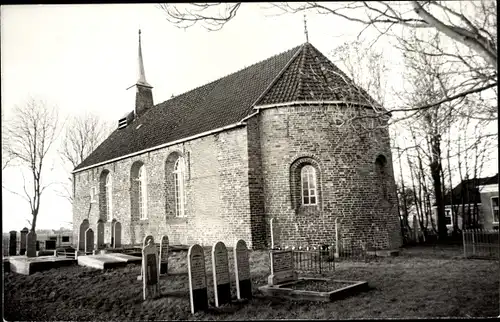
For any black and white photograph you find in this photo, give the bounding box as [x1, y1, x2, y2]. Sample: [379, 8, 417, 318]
[1, 2, 498, 320]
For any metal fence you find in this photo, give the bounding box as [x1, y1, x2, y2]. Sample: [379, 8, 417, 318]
[292, 248, 335, 274]
[463, 229, 499, 259]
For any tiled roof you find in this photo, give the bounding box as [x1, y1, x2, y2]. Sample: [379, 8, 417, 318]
[257, 42, 376, 106]
[74, 42, 376, 171]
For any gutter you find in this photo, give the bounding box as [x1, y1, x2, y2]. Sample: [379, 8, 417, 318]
[254, 100, 380, 110]
[72, 121, 247, 174]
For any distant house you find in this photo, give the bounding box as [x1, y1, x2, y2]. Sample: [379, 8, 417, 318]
[72, 32, 403, 250]
[433, 174, 499, 231]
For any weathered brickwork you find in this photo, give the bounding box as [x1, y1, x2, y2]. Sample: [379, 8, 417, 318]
[73, 126, 254, 248]
[257, 104, 402, 250]
[74, 103, 402, 251]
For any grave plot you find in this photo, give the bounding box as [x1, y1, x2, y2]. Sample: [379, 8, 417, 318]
[258, 250, 368, 302]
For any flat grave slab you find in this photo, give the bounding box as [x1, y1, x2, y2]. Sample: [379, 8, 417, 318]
[9, 256, 76, 275]
[106, 253, 142, 264]
[258, 277, 368, 302]
[77, 254, 141, 270]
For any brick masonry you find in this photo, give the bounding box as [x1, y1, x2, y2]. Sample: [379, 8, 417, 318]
[255, 103, 402, 250]
[73, 126, 253, 248]
[73, 103, 403, 250]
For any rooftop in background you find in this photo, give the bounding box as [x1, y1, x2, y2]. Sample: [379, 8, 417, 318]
[74, 42, 379, 172]
[442, 173, 499, 206]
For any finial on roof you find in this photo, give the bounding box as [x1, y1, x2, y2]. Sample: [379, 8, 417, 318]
[303, 14, 309, 43]
[137, 28, 151, 87]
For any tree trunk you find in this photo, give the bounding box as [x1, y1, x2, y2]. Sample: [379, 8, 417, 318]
[430, 133, 447, 240]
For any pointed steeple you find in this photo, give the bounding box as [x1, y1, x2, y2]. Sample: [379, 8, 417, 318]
[134, 29, 154, 118]
[137, 29, 152, 88]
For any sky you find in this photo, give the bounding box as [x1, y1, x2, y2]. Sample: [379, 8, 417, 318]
[1, 4, 497, 232]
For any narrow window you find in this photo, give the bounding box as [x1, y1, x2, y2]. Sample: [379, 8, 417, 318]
[106, 174, 113, 221]
[137, 165, 148, 219]
[90, 186, 97, 203]
[301, 165, 317, 205]
[492, 197, 499, 223]
[173, 157, 186, 217]
[445, 209, 452, 225]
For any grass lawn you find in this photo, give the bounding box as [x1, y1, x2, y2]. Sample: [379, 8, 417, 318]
[3, 245, 499, 320]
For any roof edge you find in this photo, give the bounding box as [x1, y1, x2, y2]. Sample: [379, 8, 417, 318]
[72, 121, 247, 174]
[254, 100, 381, 110]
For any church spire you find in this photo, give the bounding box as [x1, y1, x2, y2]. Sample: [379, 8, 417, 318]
[137, 29, 151, 87]
[303, 15, 309, 43]
[134, 29, 154, 118]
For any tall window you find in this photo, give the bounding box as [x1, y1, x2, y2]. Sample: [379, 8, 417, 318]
[445, 209, 452, 225]
[301, 165, 317, 205]
[137, 165, 148, 219]
[492, 197, 499, 223]
[105, 174, 113, 221]
[173, 157, 186, 217]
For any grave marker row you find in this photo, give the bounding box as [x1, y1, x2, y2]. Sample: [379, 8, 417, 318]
[78, 219, 122, 251]
[187, 239, 252, 314]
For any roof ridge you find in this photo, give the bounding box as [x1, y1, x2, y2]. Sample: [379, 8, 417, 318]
[252, 43, 306, 107]
[295, 43, 307, 101]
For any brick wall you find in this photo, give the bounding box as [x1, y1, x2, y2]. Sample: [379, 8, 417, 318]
[257, 104, 402, 250]
[73, 126, 254, 248]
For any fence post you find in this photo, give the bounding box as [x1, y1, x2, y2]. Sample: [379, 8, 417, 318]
[462, 230, 467, 258]
[335, 218, 339, 257]
[270, 218, 274, 250]
[472, 230, 476, 256]
[319, 249, 322, 274]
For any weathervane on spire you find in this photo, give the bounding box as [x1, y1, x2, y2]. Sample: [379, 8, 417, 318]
[303, 14, 309, 43]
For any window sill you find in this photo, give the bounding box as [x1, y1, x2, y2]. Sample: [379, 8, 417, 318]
[140, 218, 148, 221]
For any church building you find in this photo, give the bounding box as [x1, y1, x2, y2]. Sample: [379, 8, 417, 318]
[72, 31, 402, 250]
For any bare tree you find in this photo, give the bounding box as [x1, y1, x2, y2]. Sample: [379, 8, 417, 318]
[58, 112, 112, 203]
[3, 98, 60, 232]
[159, 1, 497, 113]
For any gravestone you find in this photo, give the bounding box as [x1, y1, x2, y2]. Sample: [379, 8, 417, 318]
[45, 240, 57, 250]
[234, 239, 252, 300]
[85, 228, 94, 254]
[188, 244, 208, 314]
[212, 241, 231, 307]
[159, 235, 169, 275]
[113, 221, 122, 248]
[26, 231, 37, 257]
[142, 238, 160, 300]
[96, 220, 105, 249]
[9, 231, 17, 256]
[20, 227, 29, 255]
[268, 250, 297, 286]
[78, 219, 89, 251]
[139, 235, 155, 280]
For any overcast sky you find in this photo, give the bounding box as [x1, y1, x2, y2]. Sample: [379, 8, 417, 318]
[1, 4, 497, 232]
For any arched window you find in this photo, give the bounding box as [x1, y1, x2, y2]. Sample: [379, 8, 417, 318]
[173, 157, 186, 217]
[105, 173, 113, 221]
[301, 165, 317, 205]
[137, 165, 147, 219]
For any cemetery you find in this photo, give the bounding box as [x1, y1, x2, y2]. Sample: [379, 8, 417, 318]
[258, 250, 368, 302]
[3, 222, 498, 319]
